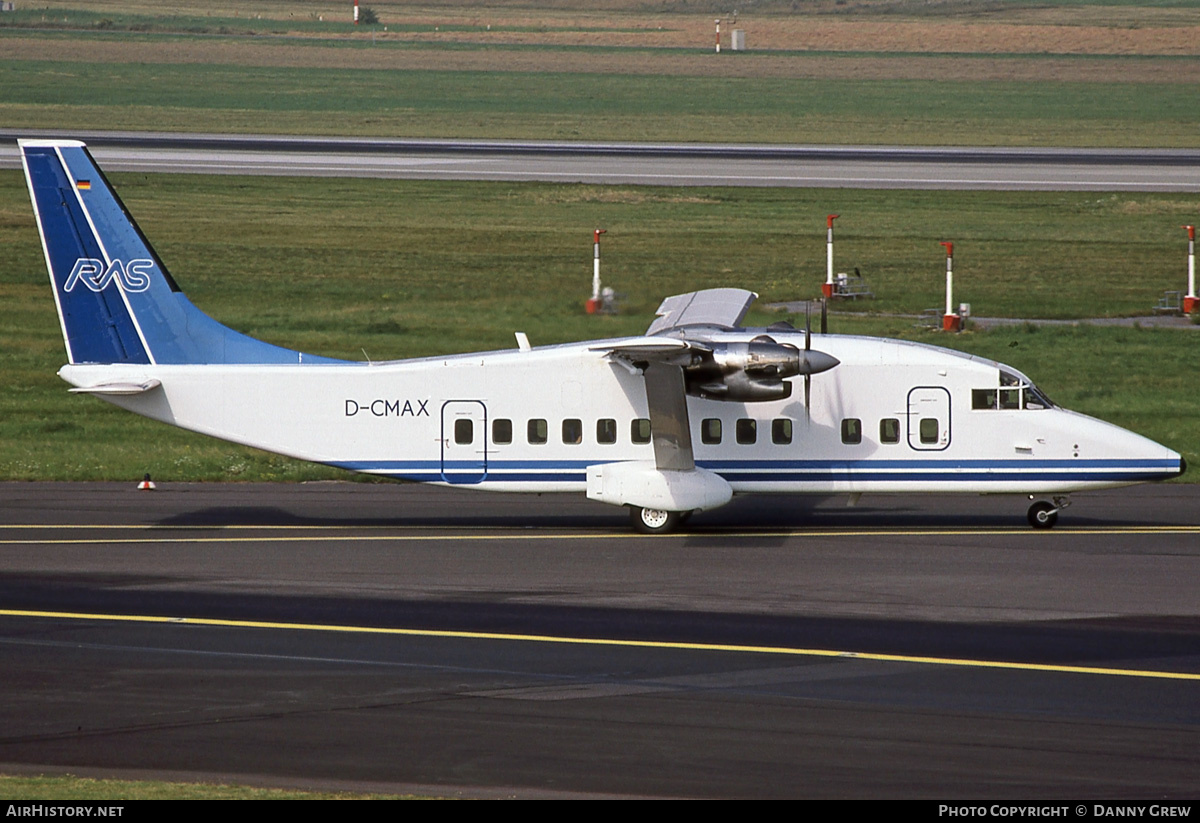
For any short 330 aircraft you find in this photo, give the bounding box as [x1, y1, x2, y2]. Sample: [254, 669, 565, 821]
[21, 139, 1185, 532]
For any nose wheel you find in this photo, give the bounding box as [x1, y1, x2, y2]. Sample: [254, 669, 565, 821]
[1027, 496, 1071, 529]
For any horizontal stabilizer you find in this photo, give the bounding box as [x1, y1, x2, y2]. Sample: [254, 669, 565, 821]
[68, 379, 162, 396]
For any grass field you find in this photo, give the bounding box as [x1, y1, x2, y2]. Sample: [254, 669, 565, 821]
[1, 171, 1195, 482]
[2, 1, 1199, 145]
[4, 56, 1198, 146]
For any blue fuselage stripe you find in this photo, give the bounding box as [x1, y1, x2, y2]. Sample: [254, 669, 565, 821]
[330, 457, 1180, 484]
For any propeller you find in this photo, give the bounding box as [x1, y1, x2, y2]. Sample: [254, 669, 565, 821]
[801, 299, 837, 418]
[805, 303, 813, 416]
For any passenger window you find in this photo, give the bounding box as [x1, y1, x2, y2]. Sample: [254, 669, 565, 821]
[701, 418, 722, 445]
[492, 418, 512, 445]
[562, 418, 582, 445]
[735, 419, 756, 445]
[920, 418, 939, 444]
[841, 418, 862, 445]
[596, 418, 617, 444]
[631, 418, 651, 444]
[972, 389, 997, 410]
[879, 418, 900, 444]
[772, 418, 792, 445]
[527, 419, 547, 445]
[454, 418, 473, 445]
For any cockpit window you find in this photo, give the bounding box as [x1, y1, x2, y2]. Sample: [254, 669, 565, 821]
[972, 389, 997, 410]
[1025, 384, 1054, 410]
[974, 375, 1055, 411]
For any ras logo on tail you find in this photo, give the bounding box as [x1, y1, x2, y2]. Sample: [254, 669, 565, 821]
[64, 258, 153, 293]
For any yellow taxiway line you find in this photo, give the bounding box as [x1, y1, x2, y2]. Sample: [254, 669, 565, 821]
[2, 607, 1197, 683]
[0, 524, 1198, 546]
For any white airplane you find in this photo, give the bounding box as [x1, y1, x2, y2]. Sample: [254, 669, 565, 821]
[20, 139, 1185, 533]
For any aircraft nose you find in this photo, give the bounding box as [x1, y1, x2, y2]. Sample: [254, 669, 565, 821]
[1177, 455, 1188, 477]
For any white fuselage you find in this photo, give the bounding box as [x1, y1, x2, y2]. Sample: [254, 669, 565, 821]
[60, 330, 1182, 497]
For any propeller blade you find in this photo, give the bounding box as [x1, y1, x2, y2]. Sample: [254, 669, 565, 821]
[805, 302, 812, 351]
[821, 299, 828, 335]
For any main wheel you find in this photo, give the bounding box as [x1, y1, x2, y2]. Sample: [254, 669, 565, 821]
[1027, 501, 1058, 529]
[631, 506, 682, 534]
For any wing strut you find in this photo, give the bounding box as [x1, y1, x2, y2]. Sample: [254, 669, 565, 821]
[643, 362, 694, 472]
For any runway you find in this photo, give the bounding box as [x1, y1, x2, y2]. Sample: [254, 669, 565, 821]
[1, 482, 1197, 797]
[3, 131, 1200, 191]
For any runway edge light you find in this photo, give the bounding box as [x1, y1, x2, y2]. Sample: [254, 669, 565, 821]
[137, 473, 156, 491]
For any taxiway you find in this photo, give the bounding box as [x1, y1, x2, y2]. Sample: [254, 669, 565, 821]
[1, 482, 1197, 797]
[3, 131, 1200, 191]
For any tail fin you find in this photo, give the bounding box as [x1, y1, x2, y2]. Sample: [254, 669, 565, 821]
[20, 139, 346, 366]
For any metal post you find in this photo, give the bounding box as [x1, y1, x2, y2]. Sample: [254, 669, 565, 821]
[822, 214, 838, 299]
[715, 19, 721, 53]
[592, 228, 606, 301]
[586, 229, 606, 313]
[354, 0, 359, 24]
[941, 241, 960, 331]
[1185, 225, 1197, 315]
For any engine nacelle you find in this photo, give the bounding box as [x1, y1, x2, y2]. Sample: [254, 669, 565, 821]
[694, 371, 794, 402]
[712, 338, 800, 376]
[685, 336, 836, 402]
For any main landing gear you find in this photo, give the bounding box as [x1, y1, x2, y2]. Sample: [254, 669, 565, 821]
[630, 507, 690, 534]
[1027, 496, 1071, 529]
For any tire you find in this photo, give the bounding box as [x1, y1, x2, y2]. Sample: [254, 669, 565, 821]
[1027, 501, 1058, 529]
[631, 506, 682, 534]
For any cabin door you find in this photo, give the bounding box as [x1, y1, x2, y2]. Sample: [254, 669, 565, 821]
[440, 400, 488, 483]
[906, 387, 951, 451]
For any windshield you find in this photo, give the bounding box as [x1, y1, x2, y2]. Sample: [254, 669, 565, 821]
[974, 370, 1057, 411]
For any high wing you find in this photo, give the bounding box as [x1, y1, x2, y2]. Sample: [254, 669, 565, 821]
[645, 287, 757, 335]
[588, 289, 840, 530]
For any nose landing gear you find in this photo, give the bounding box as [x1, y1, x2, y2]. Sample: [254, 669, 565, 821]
[1027, 496, 1071, 529]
